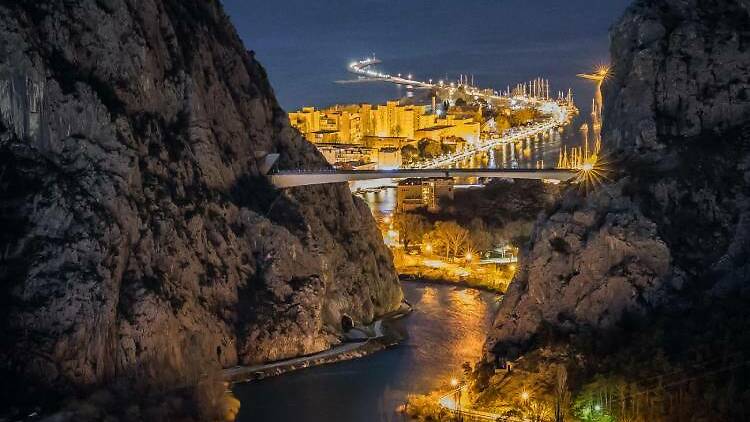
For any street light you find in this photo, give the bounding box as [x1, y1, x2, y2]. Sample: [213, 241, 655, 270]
[450, 378, 463, 416]
[521, 391, 530, 402]
[465, 251, 473, 262]
[425, 243, 433, 253]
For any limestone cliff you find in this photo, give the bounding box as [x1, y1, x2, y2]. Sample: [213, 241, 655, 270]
[486, 0, 750, 360]
[0, 0, 402, 396]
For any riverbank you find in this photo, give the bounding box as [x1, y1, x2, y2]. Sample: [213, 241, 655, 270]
[396, 259, 511, 293]
[398, 273, 507, 295]
[223, 303, 412, 383]
[232, 281, 500, 422]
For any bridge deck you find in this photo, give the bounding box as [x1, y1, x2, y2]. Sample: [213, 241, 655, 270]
[269, 168, 577, 188]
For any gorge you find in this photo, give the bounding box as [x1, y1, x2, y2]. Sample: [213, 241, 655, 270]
[0, 0, 749, 421]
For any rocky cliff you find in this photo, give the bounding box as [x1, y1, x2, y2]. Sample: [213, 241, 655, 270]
[0, 0, 402, 398]
[486, 0, 750, 361]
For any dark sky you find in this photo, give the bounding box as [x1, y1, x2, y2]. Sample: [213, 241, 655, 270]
[222, 0, 632, 111]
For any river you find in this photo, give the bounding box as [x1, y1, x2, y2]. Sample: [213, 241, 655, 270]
[233, 281, 499, 422]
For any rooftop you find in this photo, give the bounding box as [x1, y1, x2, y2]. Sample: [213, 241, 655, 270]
[397, 177, 453, 186]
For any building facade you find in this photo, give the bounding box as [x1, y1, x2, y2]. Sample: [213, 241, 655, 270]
[290, 101, 480, 146]
[289, 100, 483, 168]
[396, 177, 454, 213]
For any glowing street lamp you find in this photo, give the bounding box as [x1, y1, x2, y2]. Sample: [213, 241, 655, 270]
[425, 243, 433, 254]
[465, 251, 473, 262]
[450, 378, 463, 412]
[521, 390, 530, 402]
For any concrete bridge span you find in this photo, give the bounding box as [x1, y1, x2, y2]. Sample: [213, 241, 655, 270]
[269, 168, 577, 189]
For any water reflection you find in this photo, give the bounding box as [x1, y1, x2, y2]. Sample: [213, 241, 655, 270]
[233, 282, 499, 422]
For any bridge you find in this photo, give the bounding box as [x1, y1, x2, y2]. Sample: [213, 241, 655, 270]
[268, 168, 577, 189]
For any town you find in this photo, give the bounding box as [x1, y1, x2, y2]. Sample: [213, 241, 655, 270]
[284, 58, 592, 293]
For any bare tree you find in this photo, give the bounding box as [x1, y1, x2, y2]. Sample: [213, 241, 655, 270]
[431, 221, 469, 260]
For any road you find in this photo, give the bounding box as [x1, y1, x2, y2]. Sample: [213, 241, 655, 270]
[408, 114, 566, 169]
[224, 304, 410, 383]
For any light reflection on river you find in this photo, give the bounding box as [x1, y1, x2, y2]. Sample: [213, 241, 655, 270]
[233, 281, 499, 422]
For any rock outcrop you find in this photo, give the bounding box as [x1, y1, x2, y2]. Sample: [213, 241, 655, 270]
[0, 0, 401, 395]
[486, 0, 750, 360]
[485, 182, 673, 358]
[604, 0, 750, 159]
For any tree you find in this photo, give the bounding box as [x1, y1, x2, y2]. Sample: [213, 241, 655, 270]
[510, 107, 539, 126]
[422, 230, 445, 257]
[431, 221, 469, 260]
[401, 144, 419, 163]
[469, 218, 494, 251]
[496, 115, 512, 132]
[395, 213, 429, 250]
[418, 138, 443, 159]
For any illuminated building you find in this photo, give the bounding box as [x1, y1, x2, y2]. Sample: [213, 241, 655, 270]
[415, 115, 479, 144]
[289, 100, 482, 167]
[376, 148, 402, 170]
[289, 106, 363, 144]
[396, 177, 454, 213]
[362, 136, 411, 150]
[316, 143, 376, 168]
[289, 100, 479, 145]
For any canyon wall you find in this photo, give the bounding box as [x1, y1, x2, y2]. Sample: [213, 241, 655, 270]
[0, 0, 401, 393]
[486, 0, 750, 360]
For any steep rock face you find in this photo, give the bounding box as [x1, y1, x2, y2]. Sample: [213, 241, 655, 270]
[487, 0, 750, 360]
[604, 0, 750, 158]
[485, 182, 673, 358]
[0, 0, 401, 391]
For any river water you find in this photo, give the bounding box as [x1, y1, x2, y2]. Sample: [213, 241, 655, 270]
[233, 281, 499, 422]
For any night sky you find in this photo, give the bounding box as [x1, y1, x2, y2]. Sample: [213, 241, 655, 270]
[222, 0, 632, 113]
